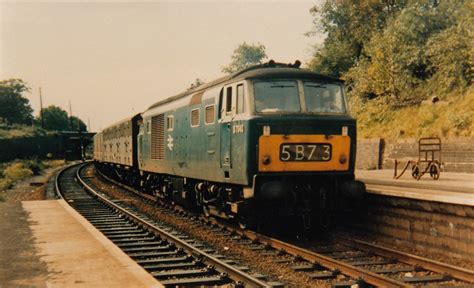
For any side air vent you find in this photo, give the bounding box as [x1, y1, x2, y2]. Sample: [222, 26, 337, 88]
[151, 114, 165, 160]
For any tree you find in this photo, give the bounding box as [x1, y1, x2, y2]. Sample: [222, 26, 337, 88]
[40, 105, 69, 131]
[0, 79, 34, 125]
[306, 0, 405, 77]
[309, 0, 471, 107]
[70, 116, 87, 132]
[425, 1, 473, 95]
[222, 42, 267, 74]
[344, 1, 465, 105]
[189, 78, 205, 90]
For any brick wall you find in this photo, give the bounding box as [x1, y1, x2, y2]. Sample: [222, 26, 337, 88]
[357, 137, 474, 173]
[356, 138, 382, 170]
[343, 195, 474, 260]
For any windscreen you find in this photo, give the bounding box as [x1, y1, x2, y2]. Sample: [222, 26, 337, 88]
[254, 80, 300, 113]
[303, 82, 346, 113]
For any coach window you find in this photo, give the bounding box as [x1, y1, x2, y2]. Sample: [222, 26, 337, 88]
[167, 115, 174, 131]
[225, 86, 233, 114]
[205, 105, 215, 124]
[236, 84, 245, 114]
[191, 109, 200, 127]
[147, 120, 151, 134]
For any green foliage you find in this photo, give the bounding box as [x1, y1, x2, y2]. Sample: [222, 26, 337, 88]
[307, 0, 404, 77]
[0, 79, 34, 126]
[308, 0, 473, 110]
[38, 105, 88, 132]
[40, 105, 70, 131]
[425, 2, 474, 95]
[222, 42, 267, 74]
[70, 116, 87, 132]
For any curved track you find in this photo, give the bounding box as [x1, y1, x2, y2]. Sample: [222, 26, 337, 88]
[56, 163, 280, 287]
[93, 162, 474, 287]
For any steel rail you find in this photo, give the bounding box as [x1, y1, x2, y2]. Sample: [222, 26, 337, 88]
[54, 161, 86, 199]
[94, 164, 406, 287]
[91, 163, 473, 286]
[73, 164, 272, 288]
[347, 239, 474, 283]
[207, 220, 409, 287]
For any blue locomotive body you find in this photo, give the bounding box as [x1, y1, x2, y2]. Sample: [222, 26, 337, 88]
[94, 63, 365, 228]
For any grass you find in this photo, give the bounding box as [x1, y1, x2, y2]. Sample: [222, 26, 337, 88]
[352, 88, 474, 139]
[0, 125, 50, 139]
[0, 159, 65, 192]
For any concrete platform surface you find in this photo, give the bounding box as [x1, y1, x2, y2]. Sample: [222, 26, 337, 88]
[356, 169, 473, 206]
[0, 200, 162, 288]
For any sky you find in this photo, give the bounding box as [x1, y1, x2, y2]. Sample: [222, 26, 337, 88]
[1, 1, 324, 131]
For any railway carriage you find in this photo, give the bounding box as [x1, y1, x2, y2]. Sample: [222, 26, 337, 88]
[94, 61, 365, 230]
[94, 114, 141, 185]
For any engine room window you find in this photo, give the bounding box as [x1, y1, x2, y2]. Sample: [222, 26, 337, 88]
[205, 105, 215, 124]
[191, 109, 200, 127]
[225, 86, 232, 114]
[303, 82, 346, 114]
[236, 84, 245, 114]
[254, 80, 300, 113]
[166, 115, 174, 131]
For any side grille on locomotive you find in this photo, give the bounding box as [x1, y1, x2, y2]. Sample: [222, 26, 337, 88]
[151, 114, 165, 160]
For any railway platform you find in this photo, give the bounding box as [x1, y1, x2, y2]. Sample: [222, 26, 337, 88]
[0, 200, 162, 287]
[356, 169, 474, 206]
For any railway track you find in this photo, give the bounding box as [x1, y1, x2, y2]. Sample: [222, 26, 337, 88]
[90, 162, 474, 287]
[56, 163, 283, 287]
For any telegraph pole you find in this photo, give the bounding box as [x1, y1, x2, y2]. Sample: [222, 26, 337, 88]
[39, 87, 44, 128]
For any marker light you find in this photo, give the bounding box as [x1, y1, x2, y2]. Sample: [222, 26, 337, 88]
[263, 125, 271, 136]
[342, 126, 348, 136]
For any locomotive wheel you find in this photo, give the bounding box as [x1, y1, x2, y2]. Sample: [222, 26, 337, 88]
[411, 164, 420, 179]
[429, 163, 440, 180]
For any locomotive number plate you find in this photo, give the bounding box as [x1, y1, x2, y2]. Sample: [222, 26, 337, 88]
[280, 143, 331, 162]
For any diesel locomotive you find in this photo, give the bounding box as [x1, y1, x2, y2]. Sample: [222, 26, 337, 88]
[93, 61, 365, 230]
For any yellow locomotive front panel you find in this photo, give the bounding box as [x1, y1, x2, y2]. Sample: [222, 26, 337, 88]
[258, 134, 350, 172]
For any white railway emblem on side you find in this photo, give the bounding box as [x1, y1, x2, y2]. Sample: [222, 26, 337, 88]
[167, 135, 174, 151]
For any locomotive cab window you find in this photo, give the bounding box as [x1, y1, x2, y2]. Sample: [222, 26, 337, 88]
[225, 86, 233, 114]
[236, 84, 245, 114]
[254, 80, 300, 113]
[191, 109, 200, 127]
[303, 82, 346, 114]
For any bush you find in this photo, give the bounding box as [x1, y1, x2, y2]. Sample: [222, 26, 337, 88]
[449, 113, 472, 132]
[24, 158, 44, 176]
[3, 163, 33, 181]
[0, 178, 13, 192]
